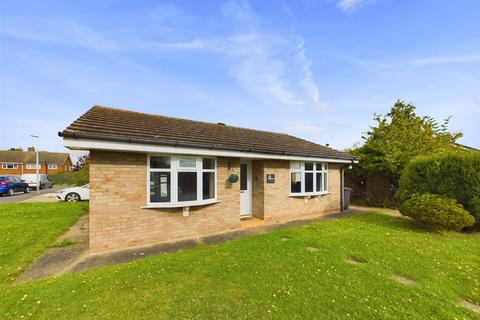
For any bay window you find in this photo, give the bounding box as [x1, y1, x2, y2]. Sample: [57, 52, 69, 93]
[148, 155, 216, 206]
[290, 161, 328, 195]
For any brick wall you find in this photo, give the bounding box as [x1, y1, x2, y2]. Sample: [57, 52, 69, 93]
[89, 151, 343, 253]
[89, 151, 241, 253]
[252, 160, 342, 223]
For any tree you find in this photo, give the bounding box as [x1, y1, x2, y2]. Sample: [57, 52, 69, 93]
[347, 100, 462, 206]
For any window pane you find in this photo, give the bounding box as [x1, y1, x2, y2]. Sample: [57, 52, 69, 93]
[179, 157, 196, 168]
[291, 172, 301, 193]
[316, 172, 322, 192]
[240, 164, 247, 191]
[291, 162, 301, 170]
[202, 158, 215, 169]
[203, 172, 215, 199]
[178, 172, 197, 201]
[324, 173, 328, 191]
[305, 162, 314, 171]
[150, 172, 170, 202]
[150, 156, 170, 169]
[305, 172, 313, 192]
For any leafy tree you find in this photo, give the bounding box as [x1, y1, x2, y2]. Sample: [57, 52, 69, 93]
[346, 100, 462, 207]
[353, 100, 461, 183]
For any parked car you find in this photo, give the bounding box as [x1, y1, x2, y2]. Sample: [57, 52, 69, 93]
[57, 184, 89, 202]
[0, 176, 30, 196]
[21, 174, 53, 190]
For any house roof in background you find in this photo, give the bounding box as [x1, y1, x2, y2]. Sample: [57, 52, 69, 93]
[60, 105, 356, 160]
[0, 150, 71, 164]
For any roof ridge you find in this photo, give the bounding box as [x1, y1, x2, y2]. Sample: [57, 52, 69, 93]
[91, 105, 299, 140]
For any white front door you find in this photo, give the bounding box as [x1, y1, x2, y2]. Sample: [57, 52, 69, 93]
[240, 159, 252, 216]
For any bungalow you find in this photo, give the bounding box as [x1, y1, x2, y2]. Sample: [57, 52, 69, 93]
[0, 148, 73, 175]
[60, 106, 357, 253]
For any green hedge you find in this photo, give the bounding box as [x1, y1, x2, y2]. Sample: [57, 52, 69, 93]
[399, 193, 475, 231]
[48, 166, 88, 186]
[398, 152, 480, 218]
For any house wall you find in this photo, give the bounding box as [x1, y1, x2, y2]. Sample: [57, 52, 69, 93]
[252, 160, 342, 223]
[0, 162, 72, 175]
[89, 150, 241, 253]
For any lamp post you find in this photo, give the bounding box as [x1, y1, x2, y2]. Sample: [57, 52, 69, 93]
[30, 135, 40, 195]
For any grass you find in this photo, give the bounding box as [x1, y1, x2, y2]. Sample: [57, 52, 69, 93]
[0, 203, 479, 319]
[0, 202, 87, 283]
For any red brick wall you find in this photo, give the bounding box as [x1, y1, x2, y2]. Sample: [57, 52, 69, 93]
[89, 151, 241, 253]
[0, 161, 72, 175]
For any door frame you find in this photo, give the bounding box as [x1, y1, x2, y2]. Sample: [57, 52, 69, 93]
[239, 159, 252, 217]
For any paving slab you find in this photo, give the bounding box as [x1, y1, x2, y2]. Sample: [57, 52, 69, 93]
[392, 274, 416, 285]
[459, 299, 480, 314]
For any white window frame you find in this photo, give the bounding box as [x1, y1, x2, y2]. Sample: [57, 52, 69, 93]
[146, 154, 218, 208]
[26, 163, 40, 169]
[289, 161, 329, 196]
[1, 163, 18, 169]
[47, 164, 57, 170]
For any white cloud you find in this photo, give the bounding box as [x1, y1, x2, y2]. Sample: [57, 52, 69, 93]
[410, 54, 480, 65]
[0, 18, 118, 52]
[336, 0, 376, 12]
[150, 1, 323, 109]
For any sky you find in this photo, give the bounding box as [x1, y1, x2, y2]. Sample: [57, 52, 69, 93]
[1, 0, 479, 159]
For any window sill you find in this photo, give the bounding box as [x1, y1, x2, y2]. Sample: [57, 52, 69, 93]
[142, 199, 221, 209]
[289, 192, 329, 197]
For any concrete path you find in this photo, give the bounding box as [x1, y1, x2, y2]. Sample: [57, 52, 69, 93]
[17, 208, 365, 282]
[0, 185, 64, 203]
[16, 215, 89, 282]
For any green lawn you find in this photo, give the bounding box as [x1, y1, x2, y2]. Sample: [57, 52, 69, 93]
[0, 203, 479, 319]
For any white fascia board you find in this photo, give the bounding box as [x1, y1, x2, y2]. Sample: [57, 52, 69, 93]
[63, 138, 355, 164]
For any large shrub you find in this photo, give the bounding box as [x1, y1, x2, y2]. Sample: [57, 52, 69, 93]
[399, 193, 475, 231]
[398, 151, 480, 218]
[48, 165, 89, 186]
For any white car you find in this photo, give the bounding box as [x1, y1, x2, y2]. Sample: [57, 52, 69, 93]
[57, 184, 90, 202]
[21, 174, 53, 190]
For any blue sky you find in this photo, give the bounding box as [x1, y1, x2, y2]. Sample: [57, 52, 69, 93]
[1, 0, 479, 156]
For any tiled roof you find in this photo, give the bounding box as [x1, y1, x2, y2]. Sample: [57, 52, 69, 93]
[0, 150, 70, 164]
[60, 105, 356, 160]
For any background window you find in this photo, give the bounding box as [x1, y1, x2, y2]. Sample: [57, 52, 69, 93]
[48, 164, 57, 169]
[305, 172, 314, 192]
[240, 164, 247, 191]
[305, 162, 314, 171]
[291, 172, 301, 193]
[316, 172, 323, 192]
[150, 156, 170, 169]
[203, 158, 215, 169]
[203, 172, 215, 199]
[178, 172, 197, 201]
[179, 157, 196, 168]
[150, 172, 170, 202]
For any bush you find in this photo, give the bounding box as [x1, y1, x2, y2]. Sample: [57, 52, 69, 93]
[399, 193, 475, 231]
[398, 151, 480, 218]
[48, 165, 89, 186]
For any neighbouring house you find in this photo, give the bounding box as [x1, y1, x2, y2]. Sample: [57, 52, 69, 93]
[60, 106, 357, 253]
[0, 148, 73, 175]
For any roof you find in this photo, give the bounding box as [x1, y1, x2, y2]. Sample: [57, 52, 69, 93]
[60, 105, 356, 161]
[0, 150, 71, 164]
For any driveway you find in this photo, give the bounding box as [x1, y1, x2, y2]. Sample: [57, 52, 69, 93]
[0, 185, 65, 203]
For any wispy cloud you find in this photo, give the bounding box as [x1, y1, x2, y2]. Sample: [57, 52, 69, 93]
[150, 1, 323, 109]
[336, 0, 376, 12]
[0, 18, 118, 52]
[410, 54, 480, 65]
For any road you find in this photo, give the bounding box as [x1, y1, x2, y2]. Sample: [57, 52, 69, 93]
[0, 185, 65, 203]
